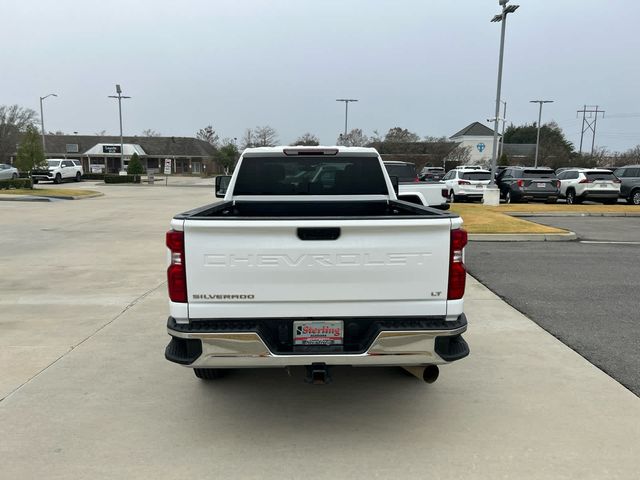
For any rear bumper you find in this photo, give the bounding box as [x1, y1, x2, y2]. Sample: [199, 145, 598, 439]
[165, 314, 469, 368]
[582, 190, 619, 199]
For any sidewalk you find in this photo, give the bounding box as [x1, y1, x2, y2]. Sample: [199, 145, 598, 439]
[1, 275, 638, 479]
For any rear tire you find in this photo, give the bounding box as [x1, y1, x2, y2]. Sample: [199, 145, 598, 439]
[75, 172, 81, 182]
[505, 191, 513, 204]
[566, 189, 576, 205]
[630, 189, 640, 206]
[12, 173, 17, 180]
[54, 173, 62, 184]
[448, 191, 455, 203]
[194, 368, 226, 380]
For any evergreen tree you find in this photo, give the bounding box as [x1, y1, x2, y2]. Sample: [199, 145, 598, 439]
[127, 152, 144, 175]
[15, 125, 46, 172]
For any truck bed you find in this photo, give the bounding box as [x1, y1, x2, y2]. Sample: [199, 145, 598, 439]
[176, 199, 454, 219]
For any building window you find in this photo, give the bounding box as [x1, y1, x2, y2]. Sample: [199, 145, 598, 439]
[192, 161, 201, 174]
[66, 144, 79, 153]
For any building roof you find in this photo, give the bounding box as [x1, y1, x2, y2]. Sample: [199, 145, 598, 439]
[42, 135, 216, 157]
[450, 122, 496, 139]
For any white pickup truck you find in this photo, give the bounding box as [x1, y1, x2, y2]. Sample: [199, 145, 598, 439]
[383, 160, 449, 209]
[165, 146, 469, 384]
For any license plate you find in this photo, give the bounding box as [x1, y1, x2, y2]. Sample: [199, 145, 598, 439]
[293, 321, 343, 345]
[598, 183, 608, 188]
[537, 182, 546, 188]
[476, 185, 483, 189]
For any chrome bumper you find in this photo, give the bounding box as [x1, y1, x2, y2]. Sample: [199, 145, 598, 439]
[166, 318, 468, 368]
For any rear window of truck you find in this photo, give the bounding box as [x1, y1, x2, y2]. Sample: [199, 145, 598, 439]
[234, 156, 388, 195]
[384, 163, 417, 182]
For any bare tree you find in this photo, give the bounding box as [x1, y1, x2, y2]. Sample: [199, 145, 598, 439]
[291, 133, 320, 146]
[253, 125, 279, 147]
[444, 145, 472, 168]
[95, 130, 107, 136]
[424, 135, 449, 142]
[0, 104, 38, 162]
[336, 128, 369, 147]
[142, 129, 161, 137]
[196, 125, 220, 147]
[384, 127, 421, 143]
[240, 128, 254, 149]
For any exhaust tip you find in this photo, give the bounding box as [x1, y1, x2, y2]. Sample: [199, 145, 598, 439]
[402, 365, 440, 383]
[423, 365, 439, 384]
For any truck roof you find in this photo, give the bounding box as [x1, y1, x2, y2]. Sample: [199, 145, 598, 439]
[241, 146, 379, 156]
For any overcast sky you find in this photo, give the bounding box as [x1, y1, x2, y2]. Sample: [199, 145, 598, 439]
[2, 0, 639, 151]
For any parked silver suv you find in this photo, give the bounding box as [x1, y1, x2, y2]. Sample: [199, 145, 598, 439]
[557, 168, 620, 204]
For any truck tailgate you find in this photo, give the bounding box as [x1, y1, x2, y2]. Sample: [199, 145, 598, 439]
[183, 218, 452, 319]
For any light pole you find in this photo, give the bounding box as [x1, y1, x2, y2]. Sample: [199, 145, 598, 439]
[499, 100, 507, 158]
[39, 93, 58, 153]
[530, 100, 553, 168]
[485, 0, 519, 206]
[108, 84, 131, 173]
[336, 99, 358, 136]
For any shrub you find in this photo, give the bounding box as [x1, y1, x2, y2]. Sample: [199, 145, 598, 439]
[82, 173, 106, 180]
[104, 175, 141, 184]
[127, 153, 144, 175]
[0, 178, 33, 190]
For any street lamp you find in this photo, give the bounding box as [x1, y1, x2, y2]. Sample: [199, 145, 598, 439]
[485, 0, 519, 206]
[39, 93, 58, 152]
[108, 84, 131, 173]
[336, 99, 358, 136]
[530, 100, 553, 168]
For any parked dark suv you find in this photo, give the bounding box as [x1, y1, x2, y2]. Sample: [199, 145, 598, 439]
[613, 165, 640, 205]
[419, 166, 445, 181]
[496, 167, 560, 203]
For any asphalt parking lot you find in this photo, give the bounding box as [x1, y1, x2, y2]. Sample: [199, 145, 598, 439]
[466, 216, 640, 396]
[1, 184, 639, 479]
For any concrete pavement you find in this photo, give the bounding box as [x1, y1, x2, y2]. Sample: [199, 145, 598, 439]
[1, 184, 639, 479]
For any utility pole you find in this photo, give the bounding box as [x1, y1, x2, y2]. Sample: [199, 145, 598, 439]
[485, 0, 519, 207]
[108, 85, 131, 173]
[39, 93, 58, 153]
[336, 99, 358, 136]
[577, 105, 605, 155]
[530, 100, 553, 168]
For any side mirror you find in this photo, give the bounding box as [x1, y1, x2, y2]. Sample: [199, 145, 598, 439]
[215, 175, 231, 198]
[390, 176, 399, 195]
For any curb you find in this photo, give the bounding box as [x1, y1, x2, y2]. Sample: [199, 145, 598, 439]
[0, 192, 104, 202]
[507, 212, 640, 218]
[469, 231, 577, 242]
[0, 195, 52, 202]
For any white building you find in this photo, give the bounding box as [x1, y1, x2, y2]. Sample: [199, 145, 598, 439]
[449, 122, 499, 165]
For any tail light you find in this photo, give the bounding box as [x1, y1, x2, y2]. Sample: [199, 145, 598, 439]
[458, 180, 470, 185]
[166, 230, 187, 303]
[579, 178, 592, 184]
[448, 229, 468, 300]
[555, 180, 561, 188]
[516, 179, 524, 188]
[414, 177, 420, 183]
[614, 178, 621, 184]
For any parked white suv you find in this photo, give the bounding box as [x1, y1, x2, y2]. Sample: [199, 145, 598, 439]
[443, 168, 492, 202]
[557, 168, 620, 204]
[31, 159, 83, 184]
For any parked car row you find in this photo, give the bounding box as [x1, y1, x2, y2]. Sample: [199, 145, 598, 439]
[382, 161, 640, 206]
